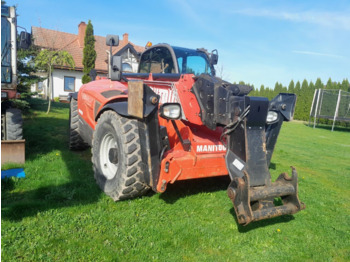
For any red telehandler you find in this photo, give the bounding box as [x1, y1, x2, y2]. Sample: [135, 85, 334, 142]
[69, 35, 305, 225]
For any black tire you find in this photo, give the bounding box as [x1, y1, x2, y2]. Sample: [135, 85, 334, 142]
[5, 108, 23, 140]
[92, 110, 150, 201]
[69, 99, 89, 150]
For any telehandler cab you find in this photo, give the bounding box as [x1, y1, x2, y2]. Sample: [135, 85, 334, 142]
[69, 35, 305, 225]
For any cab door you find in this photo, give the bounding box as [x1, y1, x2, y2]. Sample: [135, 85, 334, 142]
[138, 45, 178, 74]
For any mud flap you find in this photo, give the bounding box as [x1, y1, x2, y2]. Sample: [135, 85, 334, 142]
[225, 95, 305, 225]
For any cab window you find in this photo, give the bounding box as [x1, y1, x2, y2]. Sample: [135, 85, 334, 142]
[173, 47, 212, 76]
[186, 56, 209, 76]
[139, 47, 175, 74]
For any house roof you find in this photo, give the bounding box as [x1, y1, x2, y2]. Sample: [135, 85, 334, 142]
[32, 23, 145, 73]
[115, 43, 140, 57]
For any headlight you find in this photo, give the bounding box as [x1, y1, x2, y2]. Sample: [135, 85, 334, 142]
[159, 103, 181, 120]
[266, 111, 279, 124]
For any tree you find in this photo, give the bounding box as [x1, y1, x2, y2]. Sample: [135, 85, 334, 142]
[301, 79, 309, 90]
[82, 20, 97, 84]
[295, 81, 301, 95]
[274, 82, 282, 94]
[309, 81, 315, 90]
[35, 49, 75, 113]
[288, 80, 295, 93]
[299, 79, 310, 120]
[315, 78, 324, 90]
[326, 77, 333, 89]
[341, 79, 350, 92]
[17, 46, 41, 98]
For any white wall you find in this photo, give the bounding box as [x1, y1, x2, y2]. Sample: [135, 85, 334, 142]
[121, 49, 139, 72]
[51, 69, 84, 98]
[31, 48, 139, 99]
[31, 69, 84, 99]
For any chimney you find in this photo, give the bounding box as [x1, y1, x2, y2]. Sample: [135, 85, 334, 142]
[78, 22, 87, 48]
[122, 33, 129, 45]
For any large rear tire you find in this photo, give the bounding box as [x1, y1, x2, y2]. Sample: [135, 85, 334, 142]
[5, 108, 23, 140]
[69, 99, 89, 150]
[92, 110, 149, 201]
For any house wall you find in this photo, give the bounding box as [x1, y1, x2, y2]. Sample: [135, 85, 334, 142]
[32, 69, 106, 99]
[121, 50, 139, 72]
[31, 48, 140, 99]
[51, 69, 84, 98]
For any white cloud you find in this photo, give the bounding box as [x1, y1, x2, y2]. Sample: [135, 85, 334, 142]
[292, 50, 344, 59]
[232, 9, 350, 31]
[172, 0, 203, 26]
[166, 0, 219, 36]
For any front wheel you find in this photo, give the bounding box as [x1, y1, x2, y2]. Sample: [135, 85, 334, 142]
[69, 98, 89, 150]
[92, 110, 149, 201]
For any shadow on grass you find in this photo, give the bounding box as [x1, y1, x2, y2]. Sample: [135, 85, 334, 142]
[159, 176, 231, 204]
[159, 175, 297, 230]
[2, 180, 101, 222]
[2, 99, 102, 221]
[269, 162, 277, 170]
[1, 177, 16, 192]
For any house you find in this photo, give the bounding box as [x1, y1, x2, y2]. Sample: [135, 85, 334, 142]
[31, 22, 145, 99]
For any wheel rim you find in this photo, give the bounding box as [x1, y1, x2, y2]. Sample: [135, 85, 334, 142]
[100, 133, 119, 180]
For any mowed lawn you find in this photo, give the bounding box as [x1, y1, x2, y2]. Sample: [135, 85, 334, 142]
[2, 99, 350, 261]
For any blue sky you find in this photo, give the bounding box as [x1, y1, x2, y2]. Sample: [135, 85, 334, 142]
[8, 0, 350, 89]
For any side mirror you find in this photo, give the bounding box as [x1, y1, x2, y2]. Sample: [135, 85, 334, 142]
[18, 31, 31, 50]
[110, 55, 122, 81]
[210, 49, 218, 65]
[106, 35, 119, 46]
[106, 34, 121, 81]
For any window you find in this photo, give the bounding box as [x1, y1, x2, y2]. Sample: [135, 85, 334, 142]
[186, 56, 209, 76]
[64, 76, 75, 92]
[1, 16, 12, 83]
[139, 47, 175, 74]
[173, 47, 213, 76]
[177, 57, 183, 73]
[37, 82, 43, 92]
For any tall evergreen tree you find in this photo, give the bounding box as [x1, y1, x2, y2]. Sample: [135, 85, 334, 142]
[82, 20, 97, 84]
[274, 82, 282, 94]
[341, 79, 350, 92]
[326, 77, 333, 89]
[315, 78, 324, 90]
[300, 79, 310, 119]
[295, 81, 301, 94]
[294, 79, 307, 120]
[309, 81, 315, 90]
[288, 80, 295, 93]
[301, 79, 309, 90]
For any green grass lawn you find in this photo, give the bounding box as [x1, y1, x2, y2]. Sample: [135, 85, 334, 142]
[2, 99, 350, 261]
